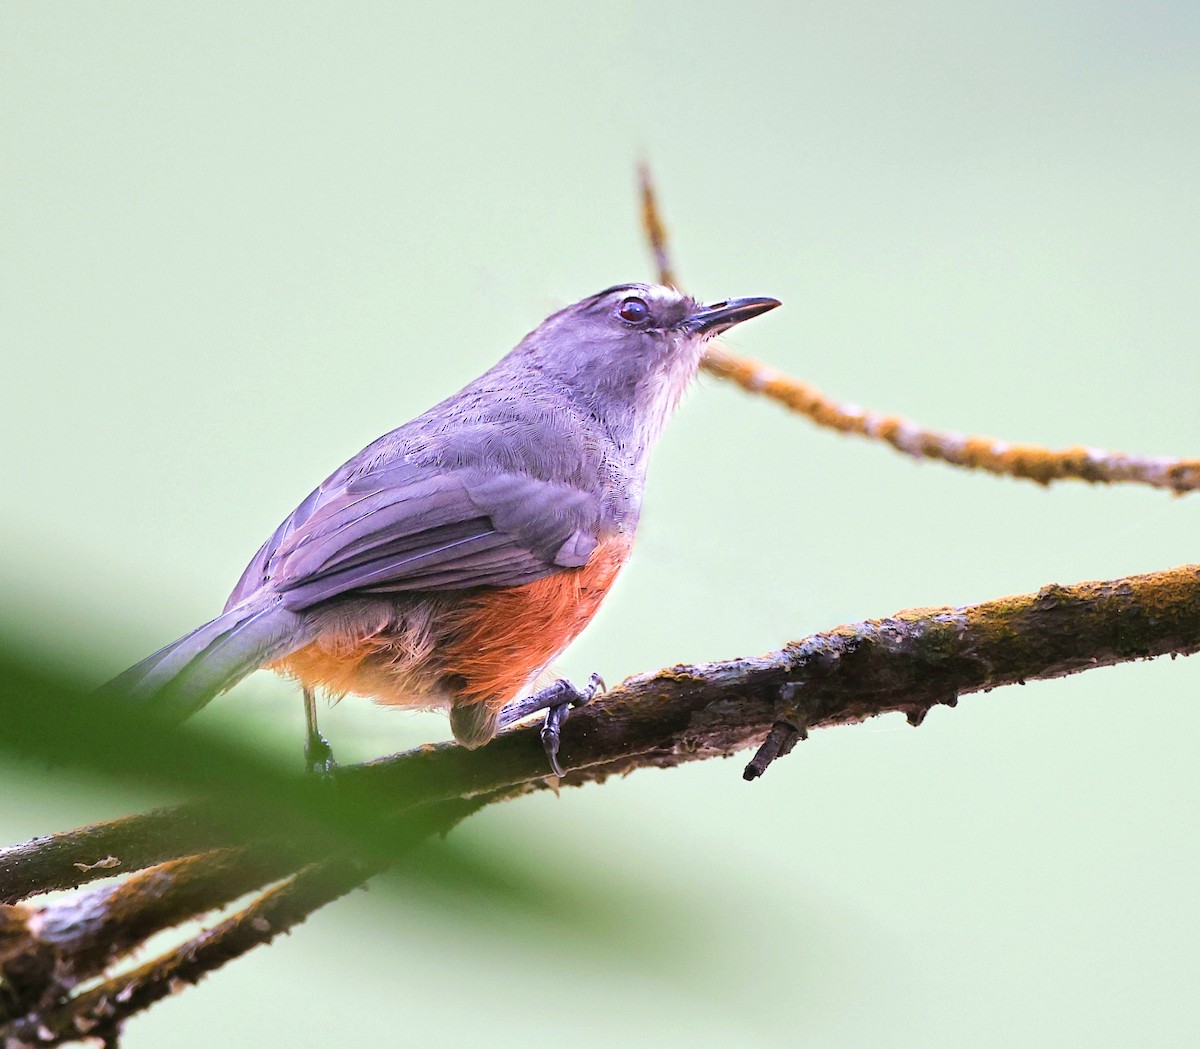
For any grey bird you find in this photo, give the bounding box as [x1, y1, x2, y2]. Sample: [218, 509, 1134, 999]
[107, 283, 781, 774]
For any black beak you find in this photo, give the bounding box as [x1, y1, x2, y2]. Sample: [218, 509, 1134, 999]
[684, 296, 782, 335]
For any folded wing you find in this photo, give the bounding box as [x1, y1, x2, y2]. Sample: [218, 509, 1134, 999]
[227, 459, 601, 612]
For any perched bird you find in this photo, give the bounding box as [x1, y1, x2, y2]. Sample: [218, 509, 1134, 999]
[109, 284, 780, 774]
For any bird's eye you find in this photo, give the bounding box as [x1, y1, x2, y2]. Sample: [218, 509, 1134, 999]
[618, 296, 650, 324]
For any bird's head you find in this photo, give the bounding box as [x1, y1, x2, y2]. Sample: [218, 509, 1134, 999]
[518, 283, 781, 457]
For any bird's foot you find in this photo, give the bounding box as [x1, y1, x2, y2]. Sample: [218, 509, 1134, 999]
[304, 730, 338, 778]
[535, 672, 605, 778]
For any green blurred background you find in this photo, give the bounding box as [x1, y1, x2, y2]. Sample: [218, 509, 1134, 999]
[3, 1, 1200, 1045]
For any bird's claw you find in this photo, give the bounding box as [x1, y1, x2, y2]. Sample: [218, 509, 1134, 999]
[305, 731, 338, 779]
[540, 672, 604, 777]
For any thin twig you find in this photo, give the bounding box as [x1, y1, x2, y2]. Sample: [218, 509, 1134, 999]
[637, 164, 1200, 494]
[704, 345, 1200, 493]
[638, 162, 678, 290]
[743, 720, 805, 781]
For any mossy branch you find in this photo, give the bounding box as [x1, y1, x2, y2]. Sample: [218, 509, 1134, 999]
[9, 562, 1200, 904]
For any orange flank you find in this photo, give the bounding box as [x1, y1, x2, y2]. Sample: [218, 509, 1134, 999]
[440, 533, 630, 713]
[271, 534, 631, 718]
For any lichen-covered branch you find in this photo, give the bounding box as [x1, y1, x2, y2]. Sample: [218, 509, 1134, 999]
[2, 860, 372, 1047]
[350, 563, 1200, 801]
[7, 562, 1199, 914]
[637, 166, 1200, 494]
[702, 345, 1200, 493]
[0, 799, 485, 1047]
[0, 802, 233, 907]
[0, 843, 306, 1019]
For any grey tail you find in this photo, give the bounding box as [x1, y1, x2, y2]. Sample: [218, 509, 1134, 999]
[103, 597, 314, 722]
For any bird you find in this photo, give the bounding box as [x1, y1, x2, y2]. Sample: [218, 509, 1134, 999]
[107, 283, 781, 775]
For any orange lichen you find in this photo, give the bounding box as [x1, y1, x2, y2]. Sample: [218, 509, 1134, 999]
[702, 345, 1200, 494]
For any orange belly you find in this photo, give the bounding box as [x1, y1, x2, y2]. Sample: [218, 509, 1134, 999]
[438, 534, 629, 712]
[271, 534, 630, 716]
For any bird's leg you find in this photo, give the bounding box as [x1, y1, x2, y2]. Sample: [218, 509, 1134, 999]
[302, 686, 337, 776]
[498, 672, 605, 777]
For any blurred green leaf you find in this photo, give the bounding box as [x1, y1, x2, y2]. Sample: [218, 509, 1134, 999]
[0, 630, 689, 960]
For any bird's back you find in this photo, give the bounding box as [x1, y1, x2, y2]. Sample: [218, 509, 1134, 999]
[226, 364, 639, 611]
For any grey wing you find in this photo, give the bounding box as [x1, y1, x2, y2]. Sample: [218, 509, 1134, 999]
[234, 460, 601, 612]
